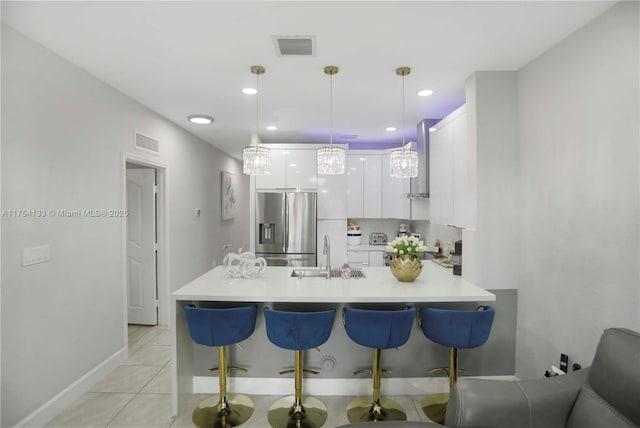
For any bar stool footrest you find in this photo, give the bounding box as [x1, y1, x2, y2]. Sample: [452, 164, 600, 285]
[353, 367, 393, 376]
[278, 367, 321, 376]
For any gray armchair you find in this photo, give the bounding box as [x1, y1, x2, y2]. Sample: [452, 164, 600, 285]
[445, 328, 640, 428]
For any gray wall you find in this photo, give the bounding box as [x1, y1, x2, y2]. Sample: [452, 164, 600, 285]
[1, 24, 249, 427]
[467, 71, 520, 293]
[514, 1, 639, 379]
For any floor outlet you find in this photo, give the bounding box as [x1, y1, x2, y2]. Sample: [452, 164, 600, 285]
[560, 353, 569, 373]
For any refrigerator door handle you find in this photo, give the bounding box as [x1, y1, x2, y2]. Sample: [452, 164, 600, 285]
[283, 195, 288, 253]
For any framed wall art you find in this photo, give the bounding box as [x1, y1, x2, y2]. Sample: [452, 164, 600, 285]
[221, 171, 238, 220]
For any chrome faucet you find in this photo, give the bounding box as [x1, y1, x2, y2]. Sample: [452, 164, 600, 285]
[323, 234, 331, 279]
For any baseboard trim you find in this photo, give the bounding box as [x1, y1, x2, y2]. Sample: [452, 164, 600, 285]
[193, 375, 515, 396]
[14, 347, 128, 428]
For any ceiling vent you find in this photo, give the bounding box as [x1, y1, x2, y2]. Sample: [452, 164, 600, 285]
[134, 132, 160, 156]
[273, 36, 315, 56]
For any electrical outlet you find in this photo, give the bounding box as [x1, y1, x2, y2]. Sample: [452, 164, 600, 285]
[22, 245, 51, 267]
[560, 353, 569, 373]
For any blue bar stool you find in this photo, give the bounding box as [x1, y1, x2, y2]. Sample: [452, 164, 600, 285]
[264, 307, 336, 428]
[418, 305, 495, 424]
[343, 306, 416, 423]
[184, 305, 258, 428]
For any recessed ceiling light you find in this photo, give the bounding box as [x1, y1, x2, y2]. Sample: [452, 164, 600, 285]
[385, 127, 396, 132]
[188, 115, 214, 125]
[242, 88, 257, 95]
[266, 125, 277, 131]
[429, 127, 437, 132]
[417, 89, 433, 97]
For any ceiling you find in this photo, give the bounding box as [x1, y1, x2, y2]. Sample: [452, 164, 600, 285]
[2, 1, 614, 159]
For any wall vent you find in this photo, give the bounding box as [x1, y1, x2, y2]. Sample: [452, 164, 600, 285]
[134, 132, 160, 155]
[273, 36, 315, 56]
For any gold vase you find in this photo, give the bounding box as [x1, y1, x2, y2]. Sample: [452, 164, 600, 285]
[389, 254, 423, 282]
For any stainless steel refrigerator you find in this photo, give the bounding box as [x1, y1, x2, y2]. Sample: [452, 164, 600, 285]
[255, 192, 317, 267]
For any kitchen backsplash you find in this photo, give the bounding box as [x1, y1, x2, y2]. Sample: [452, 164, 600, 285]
[349, 218, 462, 250]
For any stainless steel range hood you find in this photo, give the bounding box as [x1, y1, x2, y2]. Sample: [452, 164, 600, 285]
[408, 119, 440, 199]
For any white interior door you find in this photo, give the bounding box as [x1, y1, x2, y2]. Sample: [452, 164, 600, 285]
[126, 168, 157, 325]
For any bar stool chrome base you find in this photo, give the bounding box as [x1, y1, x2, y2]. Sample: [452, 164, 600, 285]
[192, 394, 254, 428]
[422, 392, 449, 424]
[347, 396, 407, 423]
[268, 395, 328, 428]
[422, 347, 460, 425]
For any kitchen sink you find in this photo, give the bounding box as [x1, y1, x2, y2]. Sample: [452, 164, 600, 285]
[290, 268, 330, 278]
[290, 267, 366, 279]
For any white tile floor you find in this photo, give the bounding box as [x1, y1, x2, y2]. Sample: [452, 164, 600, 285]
[46, 325, 437, 428]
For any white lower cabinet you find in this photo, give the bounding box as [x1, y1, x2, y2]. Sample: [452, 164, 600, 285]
[347, 250, 369, 267]
[368, 251, 385, 267]
[347, 250, 385, 267]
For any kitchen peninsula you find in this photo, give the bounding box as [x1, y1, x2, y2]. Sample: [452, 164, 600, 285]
[171, 264, 495, 415]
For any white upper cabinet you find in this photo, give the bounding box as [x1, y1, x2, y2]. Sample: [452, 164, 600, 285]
[348, 153, 382, 218]
[255, 149, 287, 189]
[429, 105, 475, 229]
[286, 149, 317, 189]
[347, 154, 365, 218]
[411, 198, 430, 221]
[255, 148, 317, 190]
[317, 146, 348, 219]
[382, 153, 410, 219]
[348, 152, 413, 220]
[452, 111, 471, 228]
[430, 122, 454, 225]
[363, 155, 382, 218]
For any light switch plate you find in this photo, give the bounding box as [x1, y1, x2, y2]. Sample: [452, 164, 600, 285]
[22, 245, 50, 266]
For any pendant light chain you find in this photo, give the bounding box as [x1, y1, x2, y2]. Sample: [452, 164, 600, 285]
[329, 71, 333, 146]
[401, 70, 406, 148]
[389, 66, 418, 178]
[256, 69, 260, 145]
[243, 65, 271, 175]
[317, 65, 345, 175]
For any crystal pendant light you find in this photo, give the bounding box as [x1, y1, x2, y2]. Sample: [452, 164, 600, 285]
[317, 65, 346, 175]
[389, 67, 418, 178]
[243, 65, 271, 176]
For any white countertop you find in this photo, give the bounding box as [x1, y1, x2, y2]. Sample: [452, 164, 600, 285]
[172, 264, 495, 303]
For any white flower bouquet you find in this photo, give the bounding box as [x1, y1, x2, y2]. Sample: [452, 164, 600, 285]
[385, 235, 428, 257]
